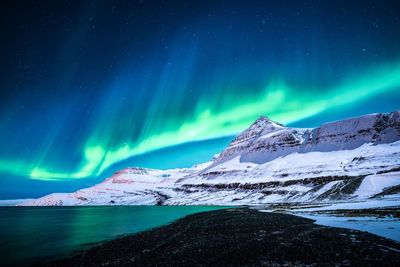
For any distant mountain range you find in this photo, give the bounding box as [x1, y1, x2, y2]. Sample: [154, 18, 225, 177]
[22, 111, 400, 206]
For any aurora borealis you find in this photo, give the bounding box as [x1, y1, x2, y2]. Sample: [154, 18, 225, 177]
[1, 0, 400, 198]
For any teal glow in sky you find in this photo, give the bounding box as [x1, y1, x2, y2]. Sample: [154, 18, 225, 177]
[26, 61, 400, 180]
[1, 0, 400, 198]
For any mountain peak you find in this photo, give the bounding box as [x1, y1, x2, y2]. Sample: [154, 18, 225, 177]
[223, 115, 286, 151]
[256, 115, 270, 121]
[213, 110, 400, 166]
[250, 115, 285, 129]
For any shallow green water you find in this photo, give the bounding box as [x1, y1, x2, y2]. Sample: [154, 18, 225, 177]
[0, 206, 229, 266]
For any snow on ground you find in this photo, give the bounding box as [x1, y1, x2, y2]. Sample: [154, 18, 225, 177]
[207, 156, 258, 172]
[292, 198, 400, 212]
[300, 214, 400, 242]
[251, 141, 400, 182]
[354, 172, 400, 199]
[191, 160, 213, 171]
[180, 141, 400, 185]
[296, 181, 341, 202]
[19, 140, 400, 206]
[258, 129, 286, 140]
[258, 198, 400, 242]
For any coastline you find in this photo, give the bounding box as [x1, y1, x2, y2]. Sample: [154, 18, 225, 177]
[47, 207, 400, 266]
[0, 206, 229, 266]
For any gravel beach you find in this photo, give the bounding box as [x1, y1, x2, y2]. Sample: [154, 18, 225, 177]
[48, 208, 400, 266]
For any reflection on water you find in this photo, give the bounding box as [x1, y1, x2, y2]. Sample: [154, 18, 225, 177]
[0, 206, 228, 266]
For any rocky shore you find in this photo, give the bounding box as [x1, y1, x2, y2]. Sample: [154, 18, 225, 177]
[48, 208, 400, 266]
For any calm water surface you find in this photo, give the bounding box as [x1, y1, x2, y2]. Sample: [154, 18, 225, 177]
[0, 206, 229, 266]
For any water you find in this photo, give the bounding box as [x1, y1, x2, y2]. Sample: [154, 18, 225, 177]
[0, 206, 228, 266]
[300, 214, 400, 242]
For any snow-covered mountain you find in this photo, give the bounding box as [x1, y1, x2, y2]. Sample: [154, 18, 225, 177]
[21, 111, 400, 206]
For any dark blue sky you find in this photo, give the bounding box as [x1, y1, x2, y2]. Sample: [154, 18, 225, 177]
[1, 0, 400, 199]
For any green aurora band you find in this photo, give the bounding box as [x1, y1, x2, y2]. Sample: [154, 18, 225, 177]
[1, 61, 400, 181]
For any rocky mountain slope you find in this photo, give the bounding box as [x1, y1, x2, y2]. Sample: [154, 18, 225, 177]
[22, 111, 400, 206]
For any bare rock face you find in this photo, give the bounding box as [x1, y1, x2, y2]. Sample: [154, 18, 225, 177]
[213, 111, 400, 165]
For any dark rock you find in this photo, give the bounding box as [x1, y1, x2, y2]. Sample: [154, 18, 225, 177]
[48, 208, 400, 267]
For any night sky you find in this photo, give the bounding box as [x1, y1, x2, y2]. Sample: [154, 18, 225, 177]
[1, 0, 400, 199]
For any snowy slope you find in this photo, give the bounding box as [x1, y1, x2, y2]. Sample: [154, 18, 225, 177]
[21, 111, 400, 206]
[23, 167, 199, 206]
